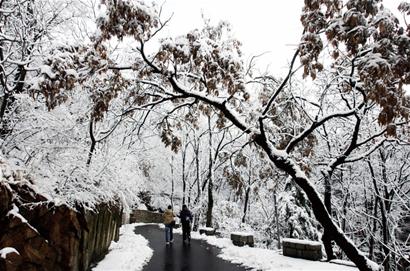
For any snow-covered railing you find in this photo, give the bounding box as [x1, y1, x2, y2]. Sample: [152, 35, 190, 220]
[282, 238, 322, 261]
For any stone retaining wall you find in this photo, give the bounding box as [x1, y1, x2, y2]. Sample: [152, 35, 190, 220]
[282, 238, 322, 261]
[130, 209, 163, 224]
[0, 180, 122, 271]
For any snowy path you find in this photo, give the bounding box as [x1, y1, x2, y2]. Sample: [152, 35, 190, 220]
[135, 224, 249, 271]
[93, 223, 358, 271]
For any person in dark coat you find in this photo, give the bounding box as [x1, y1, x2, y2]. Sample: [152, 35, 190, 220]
[179, 204, 193, 243]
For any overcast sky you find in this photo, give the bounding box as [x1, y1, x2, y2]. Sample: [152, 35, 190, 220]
[161, 1, 303, 76]
[160, 0, 402, 76]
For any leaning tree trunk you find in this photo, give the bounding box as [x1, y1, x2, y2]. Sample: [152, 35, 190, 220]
[255, 136, 378, 271]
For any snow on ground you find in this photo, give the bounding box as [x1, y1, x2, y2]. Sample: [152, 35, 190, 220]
[191, 231, 358, 271]
[92, 223, 153, 271]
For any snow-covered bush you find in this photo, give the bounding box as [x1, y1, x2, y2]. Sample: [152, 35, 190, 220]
[0, 92, 148, 209]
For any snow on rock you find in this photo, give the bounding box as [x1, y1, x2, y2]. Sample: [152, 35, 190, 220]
[7, 204, 40, 234]
[92, 223, 153, 271]
[7, 204, 28, 223]
[192, 232, 358, 271]
[0, 247, 19, 259]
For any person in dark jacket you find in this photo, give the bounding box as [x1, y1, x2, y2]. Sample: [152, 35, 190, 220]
[179, 204, 193, 243]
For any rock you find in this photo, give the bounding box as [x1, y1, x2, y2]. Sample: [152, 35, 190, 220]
[0, 183, 12, 217]
[0, 212, 57, 270]
[0, 250, 23, 271]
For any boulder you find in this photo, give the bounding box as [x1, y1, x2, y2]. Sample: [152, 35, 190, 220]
[0, 249, 23, 271]
[0, 183, 12, 217]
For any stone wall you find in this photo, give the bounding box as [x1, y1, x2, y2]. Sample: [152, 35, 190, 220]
[0, 180, 122, 271]
[130, 209, 163, 224]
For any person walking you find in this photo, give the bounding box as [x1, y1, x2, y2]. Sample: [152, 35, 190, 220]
[163, 205, 175, 245]
[179, 204, 193, 244]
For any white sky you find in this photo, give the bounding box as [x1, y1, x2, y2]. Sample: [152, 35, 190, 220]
[160, 0, 402, 76]
[161, 1, 303, 76]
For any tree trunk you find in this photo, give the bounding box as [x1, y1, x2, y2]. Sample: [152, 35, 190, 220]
[242, 186, 250, 223]
[193, 138, 201, 206]
[323, 174, 336, 261]
[182, 145, 186, 205]
[273, 189, 281, 249]
[0, 92, 11, 137]
[196, 144, 200, 200]
[342, 194, 348, 232]
[242, 164, 252, 223]
[171, 155, 174, 207]
[206, 176, 213, 227]
[369, 153, 391, 271]
[255, 136, 378, 271]
[86, 118, 96, 166]
[0, 92, 9, 124]
[369, 196, 379, 261]
[380, 152, 390, 271]
[206, 116, 213, 227]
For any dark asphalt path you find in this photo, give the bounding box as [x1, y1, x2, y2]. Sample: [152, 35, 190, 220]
[135, 225, 249, 271]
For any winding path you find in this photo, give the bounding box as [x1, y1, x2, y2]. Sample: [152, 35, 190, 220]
[135, 225, 249, 271]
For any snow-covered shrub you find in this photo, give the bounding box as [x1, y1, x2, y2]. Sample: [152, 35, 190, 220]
[279, 180, 319, 240]
[0, 93, 147, 209]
